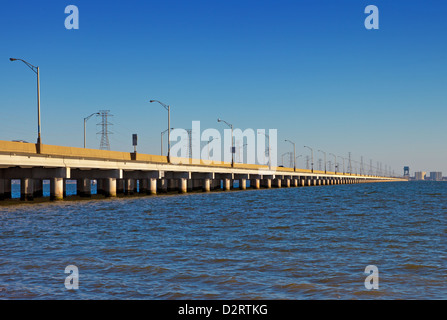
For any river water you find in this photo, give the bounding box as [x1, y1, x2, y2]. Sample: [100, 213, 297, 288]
[0, 181, 445, 299]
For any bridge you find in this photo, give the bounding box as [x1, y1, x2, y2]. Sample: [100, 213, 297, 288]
[0, 140, 406, 201]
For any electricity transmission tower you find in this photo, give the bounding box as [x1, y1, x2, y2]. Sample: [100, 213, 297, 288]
[97, 110, 113, 150]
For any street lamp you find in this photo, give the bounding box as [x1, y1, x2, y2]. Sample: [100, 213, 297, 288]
[150, 100, 171, 162]
[295, 155, 302, 169]
[285, 139, 296, 171]
[304, 146, 314, 173]
[281, 152, 289, 167]
[10, 58, 42, 145]
[341, 157, 346, 174]
[161, 127, 174, 156]
[204, 137, 219, 160]
[329, 153, 337, 174]
[259, 131, 271, 169]
[217, 118, 234, 167]
[318, 150, 326, 173]
[84, 112, 100, 148]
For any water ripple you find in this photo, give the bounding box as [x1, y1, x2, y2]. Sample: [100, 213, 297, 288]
[0, 182, 446, 299]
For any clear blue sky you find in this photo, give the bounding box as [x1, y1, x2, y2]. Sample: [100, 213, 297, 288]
[1, 0, 446, 175]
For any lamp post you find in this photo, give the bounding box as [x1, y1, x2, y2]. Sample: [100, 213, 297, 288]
[341, 157, 347, 174]
[204, 137, 219, 160]
[295, 155, 302, 169]
[84, 112, 100, 148]
[318, 150, 326, 173]
[10, 58, 42, 145]
[160, 127, 174, 156]
[259, 132, 271, 170]
[285, 139, 296, 171]
[304, 146, 314, 173]
[281, 152, 288, 167]
[329, 153, 337, 174]
[217, 118, 234, 167]
[150, 100, 171, 161]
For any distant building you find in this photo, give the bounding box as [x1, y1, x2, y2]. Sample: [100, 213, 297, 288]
[429, 172, 442, 181]
[414, 171, 426, 181]
[403, 166, 410, 178]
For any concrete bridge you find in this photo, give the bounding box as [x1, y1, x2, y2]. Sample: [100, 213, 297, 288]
[0, 140, 405, 201]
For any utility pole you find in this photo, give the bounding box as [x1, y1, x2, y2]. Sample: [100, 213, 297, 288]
[10, 58, 42, 145]
[348, 152, 352, 174]
[84, 112, 100, 148]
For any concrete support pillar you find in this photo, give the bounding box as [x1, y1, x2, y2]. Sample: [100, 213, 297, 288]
[96, 179, 104, 195]
[250, 179, 260, 189]
[157, 179, 168, 193]
[50, 178, 64, 201]
[33, 179, 43, 198]
[139, 179, 148, 194]
[5, 179, 11, 199]
[149, 178, 157, 195]
[284, 179, 290, 187]
[116, 179, 125, 194]
[20, 178, 34, 201]
[179, 178, 188, 193]
[293, 179, 298, 187]
[239, 179, 247, 190]
[203, 179, 211, 192]
[168, 179, 177, 192]
[77, 178, 91, 197]
[187, 179, 194, 192]
[300, 179, 305, 187]
[190, 179, 197, 191]
[224, 179, 231, 191]
[0, 179, 7, 200]
[262, 178, 271, 188]
[104, 178, 117, 197]
[125, 179, 135, 195]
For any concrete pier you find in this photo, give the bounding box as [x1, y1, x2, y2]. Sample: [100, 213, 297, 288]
[104, 178, 116, 197]
[50, 178, 64, 201]
[20, 178, 34, 201]
[262, 178, 271, 188]
[224, 179, 231, 191]
[272, 178, 282, 188]
[149, 178, 157, 195]
[77, 178, 91, 197]
[179, 178, 188, 193]
[203, 179, 211, 192]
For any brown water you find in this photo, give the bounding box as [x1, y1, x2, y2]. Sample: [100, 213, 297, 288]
[0, 181, 445, 299]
